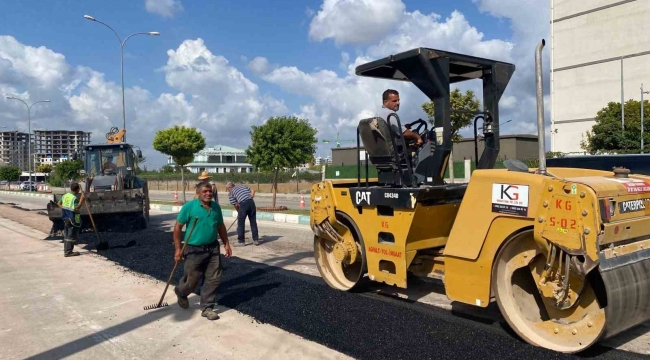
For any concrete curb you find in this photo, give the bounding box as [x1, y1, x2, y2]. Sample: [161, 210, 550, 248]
[149, 203, 311, 227]
[0, 191, 54, 199]
[0, 190, 312, 227]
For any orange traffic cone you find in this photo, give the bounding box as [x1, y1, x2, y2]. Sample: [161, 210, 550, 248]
[300, 194, 305, 208]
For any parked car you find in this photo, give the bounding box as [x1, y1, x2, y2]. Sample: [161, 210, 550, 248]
[21, 181, 37, 191]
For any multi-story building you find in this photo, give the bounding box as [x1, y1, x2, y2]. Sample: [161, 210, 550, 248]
[550, 0, 650, 153]
[33, 130, 91, 166]
[0, 131, 31, 171]
[168, 145, 254, 174]
[314, 156, 332, 166]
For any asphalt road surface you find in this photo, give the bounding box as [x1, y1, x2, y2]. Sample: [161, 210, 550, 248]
[1, 195, 650, 359]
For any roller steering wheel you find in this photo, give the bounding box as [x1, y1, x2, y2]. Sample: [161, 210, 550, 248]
[404, 119, 428, 145]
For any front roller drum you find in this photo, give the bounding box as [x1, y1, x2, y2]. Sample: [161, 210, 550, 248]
[492, 230, 606, 353]
[314, 214, 367, 291]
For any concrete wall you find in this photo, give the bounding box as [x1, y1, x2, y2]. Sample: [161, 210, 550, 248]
[551, 0, 650, 153]
[331, 147, 368, 167]
[331, 135, 539, 166]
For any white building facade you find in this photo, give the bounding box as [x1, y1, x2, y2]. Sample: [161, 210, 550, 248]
[169, 145, 254, 174]
[550, 0, 650, 153]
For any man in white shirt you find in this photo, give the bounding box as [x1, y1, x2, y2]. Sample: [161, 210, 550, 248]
[379, 89, 422, 146]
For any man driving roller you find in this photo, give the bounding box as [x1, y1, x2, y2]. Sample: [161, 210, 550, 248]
[379, 89, 423, 147]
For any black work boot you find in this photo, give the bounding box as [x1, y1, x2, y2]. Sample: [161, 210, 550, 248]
[65, 252, 81, 257]
[174, 287, 189, 309]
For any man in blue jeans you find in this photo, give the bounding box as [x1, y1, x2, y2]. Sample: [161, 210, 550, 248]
[226, 181, 259, 246]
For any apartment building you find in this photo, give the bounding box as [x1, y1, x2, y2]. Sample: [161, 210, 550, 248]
[0, 131, 31, 171]
[33, 130, 91, 166]
[550, 0, 650, 153]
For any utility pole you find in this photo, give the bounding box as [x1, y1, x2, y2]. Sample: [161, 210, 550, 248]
[84, 15, 159, 143]
[6, 97, 50, 190]
[642, 83, 649, 153]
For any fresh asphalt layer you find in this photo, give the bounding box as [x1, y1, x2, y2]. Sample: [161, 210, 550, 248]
[34, 224, 644, 360]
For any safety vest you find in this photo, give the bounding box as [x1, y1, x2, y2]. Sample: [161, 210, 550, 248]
[61, 192, 81, 226]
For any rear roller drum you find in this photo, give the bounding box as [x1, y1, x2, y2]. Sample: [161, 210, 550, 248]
[492, 230, 606, 353]
[314, 214, 366, 291]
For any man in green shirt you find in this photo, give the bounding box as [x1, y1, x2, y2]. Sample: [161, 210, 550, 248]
[173, 181, 232, 321]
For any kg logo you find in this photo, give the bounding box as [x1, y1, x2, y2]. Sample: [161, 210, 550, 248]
[500, 185, 519, 201]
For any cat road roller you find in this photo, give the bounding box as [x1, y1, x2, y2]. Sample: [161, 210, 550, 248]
[309, 39, 650, 353]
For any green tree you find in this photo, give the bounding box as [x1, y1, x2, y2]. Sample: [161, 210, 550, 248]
[246, 116, 317, 207]
[37, 164, 53, 182]
[421, 88, 481, 141]
[160, 164, 175, 173]
[580, 99, 650, 154]
[53, 160, 84, 183]
[153, 126, 206, 203]
[0, 166, 21, 182]
[422, 88, 480, 180]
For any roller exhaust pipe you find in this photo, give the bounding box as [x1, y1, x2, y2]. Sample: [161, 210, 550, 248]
[535, 39, 547, 175]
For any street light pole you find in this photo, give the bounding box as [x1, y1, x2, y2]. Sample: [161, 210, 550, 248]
[6, 97, 51, 190]
[83, 14, 159, 143]
[642, 83, 649, 153]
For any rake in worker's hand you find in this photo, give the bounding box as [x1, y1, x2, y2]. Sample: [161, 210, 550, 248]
[143, 217, 237, 311]
[144, 217, 199, 311]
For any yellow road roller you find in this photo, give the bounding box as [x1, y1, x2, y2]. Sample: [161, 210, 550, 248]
[309, 39, 650, 353]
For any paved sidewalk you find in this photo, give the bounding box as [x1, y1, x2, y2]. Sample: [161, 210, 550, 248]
[0, 217, 349, 360]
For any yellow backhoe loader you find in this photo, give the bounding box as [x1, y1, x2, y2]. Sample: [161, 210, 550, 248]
[309, 39, 650, 353]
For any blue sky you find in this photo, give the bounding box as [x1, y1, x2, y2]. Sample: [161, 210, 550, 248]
[0, 0, 550, 167]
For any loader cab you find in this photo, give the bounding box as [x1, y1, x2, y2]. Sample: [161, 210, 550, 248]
[83, 144, 137, 178]
[354, 48, 515, 191]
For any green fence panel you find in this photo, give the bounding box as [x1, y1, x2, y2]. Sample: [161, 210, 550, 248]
[325, 165, 378, 180]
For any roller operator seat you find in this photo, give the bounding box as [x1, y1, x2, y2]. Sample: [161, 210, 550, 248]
[358, 117, 414, 184]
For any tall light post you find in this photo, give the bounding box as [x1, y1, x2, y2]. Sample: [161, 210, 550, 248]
[6, 97, 50, 190]
[642, 83, 649, 153]
[83, 14, 159, 143]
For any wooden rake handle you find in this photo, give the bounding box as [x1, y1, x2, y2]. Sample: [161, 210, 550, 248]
[154, 217, 199, 308]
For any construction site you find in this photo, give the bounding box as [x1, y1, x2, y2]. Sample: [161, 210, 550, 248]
[3, 1, 650, 359]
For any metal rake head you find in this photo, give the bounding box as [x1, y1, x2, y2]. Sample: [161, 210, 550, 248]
[143, 302, 168, 311]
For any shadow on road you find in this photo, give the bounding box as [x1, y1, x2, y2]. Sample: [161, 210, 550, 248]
[24, 306, 196, 360]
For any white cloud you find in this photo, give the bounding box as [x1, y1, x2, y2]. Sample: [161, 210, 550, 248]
[309, 0, 406, 45]
[1, 36, 288, 167]
[248, 56, 272, 75]
[144, 0, 183, 18]
[255, 0, 552, 154]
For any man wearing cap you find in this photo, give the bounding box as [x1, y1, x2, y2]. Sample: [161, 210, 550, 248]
[226, 181, 259, 246]
[197, 171, 218, 203]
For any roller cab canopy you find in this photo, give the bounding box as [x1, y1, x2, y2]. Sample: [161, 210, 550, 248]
[354, 48, 515, 182]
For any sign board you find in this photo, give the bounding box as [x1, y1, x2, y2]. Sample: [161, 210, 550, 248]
[491, 183, 529, 217]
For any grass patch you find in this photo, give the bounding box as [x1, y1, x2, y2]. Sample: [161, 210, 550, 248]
[150, 200, 311, 216]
